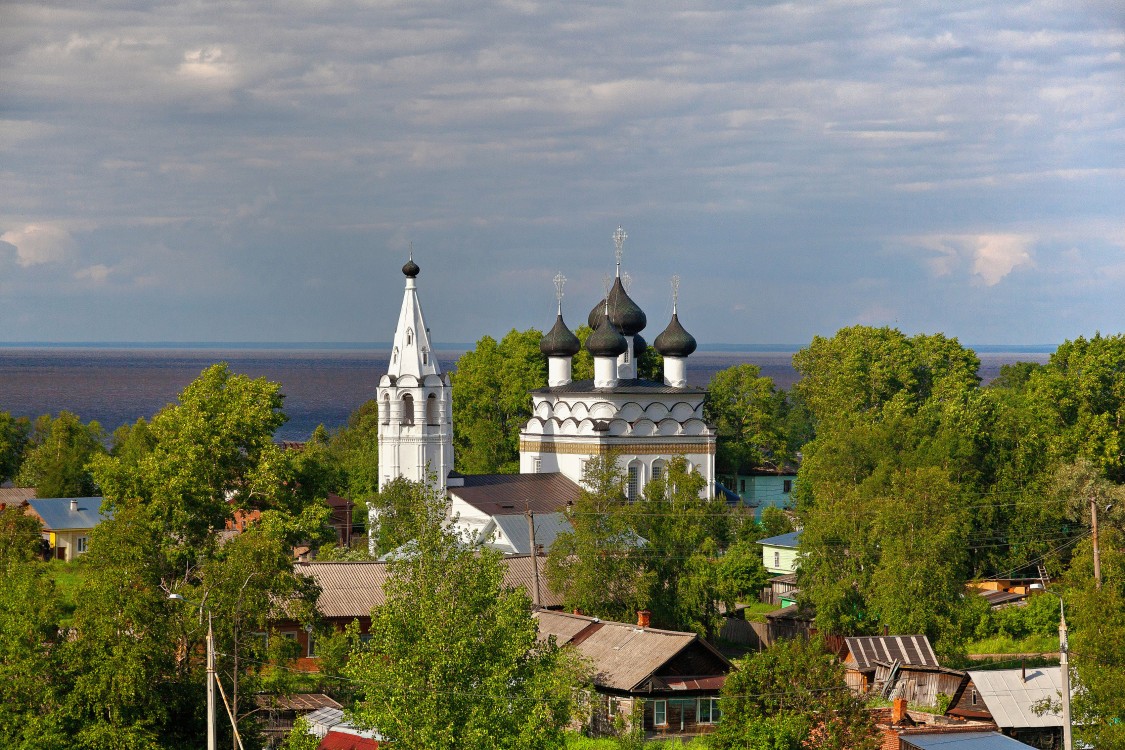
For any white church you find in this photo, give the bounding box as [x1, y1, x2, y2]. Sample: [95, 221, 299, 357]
[372, 230, 718, 550]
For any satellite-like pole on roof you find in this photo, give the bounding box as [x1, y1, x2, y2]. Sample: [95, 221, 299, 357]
[613, 226, 627, 278]
[554, 273, 566, 316]
[525, 501, 541, 608]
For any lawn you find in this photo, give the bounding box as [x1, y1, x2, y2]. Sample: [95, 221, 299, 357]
[45, 558, 87, 624]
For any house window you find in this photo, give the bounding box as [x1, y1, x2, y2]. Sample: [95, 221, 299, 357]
[783, 479, 793, 493]
[698, 697, 720, 724]
[971, 689, 977, 706]
[627, 465, 639, 500]
[606, 696, 617, 717]
[307, 634, 317, 658]
[532, 457, 542, 474]
[402, 393, 414, 425]
[654, 699, 667, 726]
[76, 536, 88, 554]
[740, 479, 746, 493]
[774, 551, 780, 568]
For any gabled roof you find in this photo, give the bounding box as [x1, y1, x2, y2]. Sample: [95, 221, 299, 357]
[961, 668, 1063, 729]
[534, 610, 731, 693]
[486, 512, 573, 555]
[756, 530, 801, 548]
[299, 555, 563, 618]
[450, 472, 581, 516]
[27, 497, 112, 531]
[0, 486, 36, 504]
[844, 635, 939, 672]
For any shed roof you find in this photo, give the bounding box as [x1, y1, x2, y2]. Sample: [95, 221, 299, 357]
[299, 555, 562, 618]
[756, 530, 801, 548]
[534, 610, 730, 693]
[964, 667, 1063, 729]
[844, 635, 939, 672]
[450, 472, 581, 516]
[901, 731, 1035, 750]
[27, 497, 112, 531]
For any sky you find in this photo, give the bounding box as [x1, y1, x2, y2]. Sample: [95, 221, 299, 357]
[1, 1, 1123, 347]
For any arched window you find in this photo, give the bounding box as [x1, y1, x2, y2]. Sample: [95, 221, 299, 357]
[626, 462, 641, 500]
[651, 460, 665, 481]
[401, 393, 414, 425]
[422, 347, 429, 365]
[382, 393, 390, 424]
[406, 328, 414, 346]
[426, 393, 439, 425]
[392, 347, 399, 364]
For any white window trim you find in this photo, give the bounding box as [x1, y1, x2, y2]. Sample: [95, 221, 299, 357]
[654, 699, 667, 726]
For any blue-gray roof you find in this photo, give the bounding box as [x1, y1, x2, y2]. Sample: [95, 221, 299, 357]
[491, 512, 573, 555]
[28, 497, 112, 531]
[756, 530, 801, 548]
[901, 732, 1035, 750]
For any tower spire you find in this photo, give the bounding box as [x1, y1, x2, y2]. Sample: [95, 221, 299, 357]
[613, 226, 627, 278]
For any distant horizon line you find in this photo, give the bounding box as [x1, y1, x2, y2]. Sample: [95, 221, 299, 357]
[0, 341, 1061, 354]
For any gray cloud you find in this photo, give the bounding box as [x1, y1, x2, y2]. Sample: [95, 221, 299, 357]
[1, 0, 1122, 344]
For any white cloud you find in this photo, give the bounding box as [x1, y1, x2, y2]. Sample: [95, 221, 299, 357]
[972, 234, 1034, 286]
[0, 223, 77, 267]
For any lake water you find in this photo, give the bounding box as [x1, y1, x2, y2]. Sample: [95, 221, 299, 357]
[0, 347, 1050, 442]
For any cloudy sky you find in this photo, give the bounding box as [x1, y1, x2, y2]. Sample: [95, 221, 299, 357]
[2, 1, 1122, 346]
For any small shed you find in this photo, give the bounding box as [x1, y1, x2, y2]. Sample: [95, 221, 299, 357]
[873, 661, 967, 708]
[843, 635, 939, 693]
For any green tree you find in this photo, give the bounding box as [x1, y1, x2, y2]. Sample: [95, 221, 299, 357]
[0, 506, 66, 749]
[366, 475, 430, 555]
[715, 539, 771, 611]
[345, 476, 584, 750]
[631, 456, 732, 635]
[712, 636, 878, 750]
[452, 329, 547, 474]
[705, 364, 788, 480]
[16, 411, 105, 497]
[759, 505, 794, 538]
[324, 399, 381, 502]
[0, 410, 31, 484]
[546, 453, 651, 622]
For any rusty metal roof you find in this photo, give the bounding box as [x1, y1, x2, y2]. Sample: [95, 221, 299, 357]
[450, 472, 582, 516]
[300, 555, 562, 619]
[534, 610, 730, 692]
[844, 635, 939, 672]
[254, 693, 341, 711]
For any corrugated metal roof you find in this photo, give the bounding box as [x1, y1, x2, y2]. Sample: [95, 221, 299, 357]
[318, 732, 381, 750]
[756, 530, 801, 548]
[489, 512, 573, 554]
[27, 497, 112, 531]
[450, 472, 581, 516]
[0, 487, 36, 504]
[967, 667, 1063, 729]
[534, 610, 730, 692]
[844, 635, 939, 671]
[901, 731, 1036, 750]
[255, 693, 341, 711]
[304, 707, 383, 741]
[300, 555, 562, 618]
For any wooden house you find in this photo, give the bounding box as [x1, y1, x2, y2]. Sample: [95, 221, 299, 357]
[535, 610, 732, 738]
[947, 667, 1063, 749]
[842, 635, 940, 693]
[757, 530, 801, 575]
[26, 497, 113, 561]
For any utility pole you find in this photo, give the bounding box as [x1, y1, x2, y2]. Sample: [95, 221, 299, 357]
[1091, 495, 1101, 589]
[1057, 596, 1073, 750]
[207, 612, 216, 750]
[526, 504, 540, 608]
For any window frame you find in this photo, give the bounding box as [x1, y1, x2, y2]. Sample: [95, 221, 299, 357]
[653, 699, 667, 727]
[76, 536, 88, 554]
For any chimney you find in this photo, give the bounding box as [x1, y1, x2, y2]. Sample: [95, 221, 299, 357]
[883, 624, 889, 637]
[572, 608, 582, 616]
[892, 697, 907, 724]
[70, 498, 78, 512]
[637, 609, 651, 629]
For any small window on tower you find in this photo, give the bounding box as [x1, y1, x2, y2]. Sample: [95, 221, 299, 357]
[402, 393, 415, 426]
[392, 347, 399, 364]
[422, 347, 429, 365]
[406, 328, 414, 345]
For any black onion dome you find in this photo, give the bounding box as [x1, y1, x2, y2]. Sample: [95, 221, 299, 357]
[632, 333, 647, 360]
[588, 298, 607, 330]
[586, 313, 628, 357]
[654, 313, 697, 357]
[607, 278, 646, 335]
[402, 257, 420, 278]
[540, 315, 581, 357]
